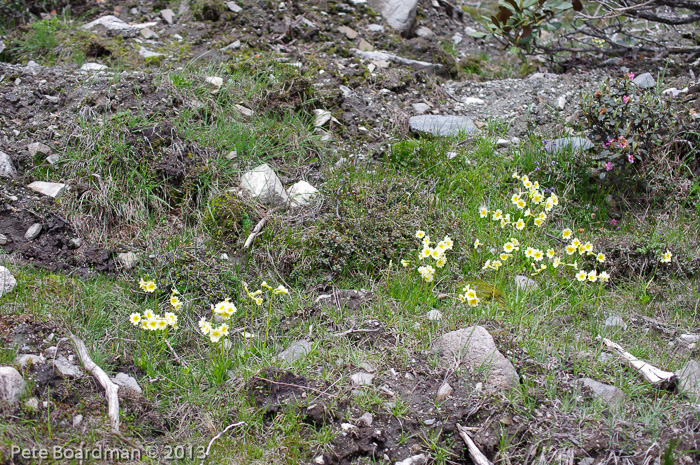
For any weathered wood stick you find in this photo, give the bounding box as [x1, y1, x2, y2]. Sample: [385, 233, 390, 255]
[456, 424, 493, 465]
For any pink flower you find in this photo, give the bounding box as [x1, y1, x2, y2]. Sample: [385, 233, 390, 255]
[610, 219, 619, 226]
[628, 153, 634, 163]
[604, 138, 615, 147]
[629, 72, 635, 80]
[622, 95, 630, 104]
[605, 161, 613, 171]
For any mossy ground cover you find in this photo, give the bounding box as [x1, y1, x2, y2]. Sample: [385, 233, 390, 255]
[2, 6, 700, 465]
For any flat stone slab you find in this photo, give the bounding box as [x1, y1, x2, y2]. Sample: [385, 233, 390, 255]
[0, 367, 25, 404]
[353, 49, 441, 72]
[676, 360, 700, 402]
[544, 137, 594, 154]
[580, 378, 625, 407]
[431, 326, 518, 391]
[409, 115, 478, 137]
[0, 151, 16, 179]
[27, 181, 65, 198]
[112, 372, 142, 394]
[633, 72, 656, 89]
[276, 340, 312, 363]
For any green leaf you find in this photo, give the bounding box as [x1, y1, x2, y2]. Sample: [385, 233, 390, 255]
[469, 32, 489, 39]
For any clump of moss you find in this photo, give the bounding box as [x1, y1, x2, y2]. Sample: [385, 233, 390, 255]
[205, 191, 252, 239]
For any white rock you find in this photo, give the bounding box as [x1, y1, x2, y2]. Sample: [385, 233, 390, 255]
[463, 97, 485, 105]
[27, 181, 66, 198]
[350, 372, 374, 387]
[412, 102, 430, 114]
[436, 382, 453, 402]
[73, 414, 83, 427]
[240, 163, 289, 206]
[0, 367, 25, 404]
[0, 41, 4, 54]
[221, 40, 242, 51]
[25, 397, 39, 411]
[367, 24, 384, 32]
[353, 49, 441, 72]
[314, 455, 325, 465]
[426, 310, 442, 321]
[112, 372, 142, 394]
[234, 104, 253, 118]
[632, 72, 655, 89]
[160, 8, 175, 24]
[680, 334, 700, 344]
[557, 95, 566, 109]
[83, 15, 157, 32]
[80, 62, 107, 71]
[446, 152, 457, 160]
[580, 378, 625, 407]
[396, 454, 427, 465]
[432, 326, 518, 391]
[24, 223, 42, 241]
[226, 1, 242, 12]
[0, 266, 17, 298]
[357, 412, 373, 427]
[275, 340, 312, 363]
[368, 0, 418, 35]
[287, 181, 321, 208]
[0, 234, 9, 245]
[452, 33, 463, 45]
[25, 61, 41, 75]
[676, 360, 700, 401]
[16, 354, 44, 367]
[205, 76, 224, 90]
[341, 423, 358, 432]
[140, 27, 159, 39]
[604, 315, 627, 330]
[0, 151, 16, 179]
[117, 252, 139, 270]
[27, 142, 51, 157]
[54, 357, 82, 378]
[496, 138, 510, 148]
[415, 27, 433, 38]
[514, 275, 539, 292]
[139, 47, 164, 59]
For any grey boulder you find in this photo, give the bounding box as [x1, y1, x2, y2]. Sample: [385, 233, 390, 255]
[0, 367, 26, 404]
[367, 0, 418, 36]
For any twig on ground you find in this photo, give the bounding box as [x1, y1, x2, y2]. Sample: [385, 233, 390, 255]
[456, 424, 494, 465]
[243, 206, 281, 250]
[332, 327, 381, 337]
[200, 421, 246, 465]
[70, 335, 120, 432]
[598, 336, 677, 387]
[164, 339, 186, 366]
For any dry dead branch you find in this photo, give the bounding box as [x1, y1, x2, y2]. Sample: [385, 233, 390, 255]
[456, 424, 494, 465]
[200, 422, 246, 465]
[598, 337, 677, 387]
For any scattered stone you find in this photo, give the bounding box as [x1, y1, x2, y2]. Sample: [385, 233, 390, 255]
[54, 357, 82, 378]
[557, 95, 567, 109]
[205, 76, 224, 91]
[341, 423, 358, 432]
[15, 354, 44, 368]
[431, 326, 518, 391]
[287, 181, 321, 208]
[314, 455, 325, 465]
[80, 62, 108, 71]
[24, 223, 42, 241]
[25, 61, 41, 75]
[73, 414, 83, 427]
[604, 315, 628, 330]
[415, 26, 433, 38]
[0, 234, 9, 245]
[350, 372, 374, 387]
[338, 26, 359, 39]
[0, 368, 25, 404]
[226, 151, 238, 160]
[25, 397, 39, 411]
[680, 334, 700, 344]
[139, 46, 165, 59]
[117, 252, 139, 270]
[0, 151, 16, 179]
[496, 138, 510, 148]
[409, 115, 478, 137]
[140, 27, 159, 39]
[222, 40, 242, 51]
[0, 41, 4, 54]
[368, 0, 418, 35]
[313, 109, 333, 127]
[173, 33, 183, 41]
[357, 412, 373, 427]
[412, 102, 430, 114]
[544, 137, 594, 154]
[112, 372, 143, 394]
[46, 153, 60, 165]
[353, 49, 441, 72]
[358, 39, 374, 51]
[367, 24, 384, 32]
[436, 382, 453, 402]
[69, 238, 83, 249]
[633, 72, 655, 89]
[240, 163, 289, 206]
[463, 97, 485, 105]
[275, 340, 312, 363]
[226, 1, 242, 12]
[676, 360, 700, 401]
[427, 310, 442, 321]
[396, 454, 427, 465]
[446, 152, 458, 160]
[234, 104, 254, 118]
[0, 266, 17, 298]
[452, 33, 463, 45]
[160, 8, 175, 24]
[514, 275, 539, 292]
[27, 181, 65, 198]
[580, 378, 626, 407]
[27, 142, 51, 157]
